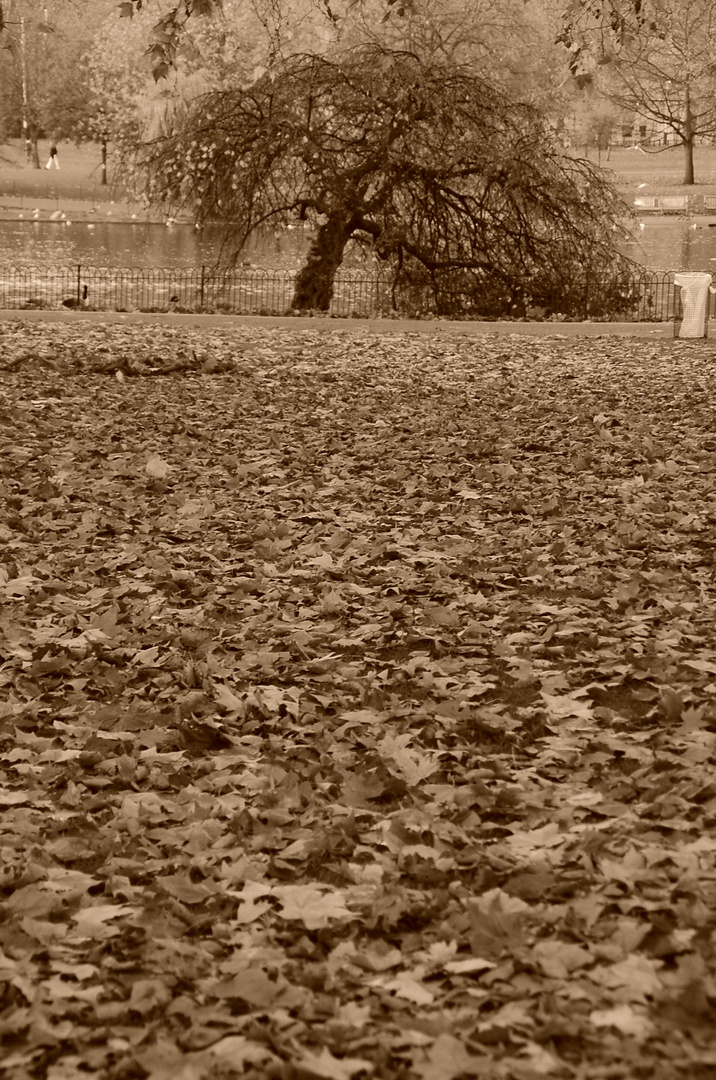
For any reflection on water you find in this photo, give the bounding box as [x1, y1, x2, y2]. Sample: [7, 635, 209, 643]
[0, 220, 314, 269]
[620, 218, 716, 272]
[2, 216, 716, 272]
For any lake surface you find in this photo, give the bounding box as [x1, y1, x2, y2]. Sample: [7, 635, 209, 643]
[0, 219, 327, 270]
[622, 217, 716, 272]
[0, 216, 715, 272]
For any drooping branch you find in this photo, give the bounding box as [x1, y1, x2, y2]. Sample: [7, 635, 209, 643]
[132, 43, 635, 315]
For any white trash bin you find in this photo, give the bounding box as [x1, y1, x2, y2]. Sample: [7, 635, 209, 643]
[674, 271, 714, 338]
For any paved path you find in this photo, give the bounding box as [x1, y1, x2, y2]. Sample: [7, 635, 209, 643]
[0, 309, 685, 337]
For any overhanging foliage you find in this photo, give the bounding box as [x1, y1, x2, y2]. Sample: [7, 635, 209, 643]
[131, 44, 636, 315]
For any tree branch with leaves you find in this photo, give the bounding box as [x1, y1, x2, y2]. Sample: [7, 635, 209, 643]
[559, 0, 716, 184]
[127, 44, 635, 317]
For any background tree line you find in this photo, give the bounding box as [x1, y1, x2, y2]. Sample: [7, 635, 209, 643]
[3, 1, 716, 179]
[0, 0, 599, 178]
[3, 0, 713, 315]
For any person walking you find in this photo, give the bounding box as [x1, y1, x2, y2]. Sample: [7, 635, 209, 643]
[45, 143, 59, 169]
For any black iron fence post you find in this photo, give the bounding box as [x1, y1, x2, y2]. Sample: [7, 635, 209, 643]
[200, 265, 206, 310]
[76, 264, 82, 306]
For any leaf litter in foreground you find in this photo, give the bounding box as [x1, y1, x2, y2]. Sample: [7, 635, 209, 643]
[2, 322, 716, 1078]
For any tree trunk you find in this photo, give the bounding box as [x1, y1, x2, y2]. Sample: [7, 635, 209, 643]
[683, 137, 695, 185]
[291, 211, 350, 311]
[683, 85, 695, 185]
[26, 124, 40, 169]
[101, 139, 108, 185]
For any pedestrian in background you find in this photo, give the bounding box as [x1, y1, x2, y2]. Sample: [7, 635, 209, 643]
[45, 143, 59, 169]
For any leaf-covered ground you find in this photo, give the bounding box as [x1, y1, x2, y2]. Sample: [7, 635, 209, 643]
[2, 322, 716, 1080]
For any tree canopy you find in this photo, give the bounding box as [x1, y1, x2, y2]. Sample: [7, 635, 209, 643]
[129, 43, 633, 316]
[117, 0, 564, 93]
[0, 0, 116, 163]
[558, 0, 716, 183]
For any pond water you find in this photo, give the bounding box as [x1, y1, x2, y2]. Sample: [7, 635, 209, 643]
[0, 219, 327, 270]
[622, 217, 716, 273]
[1, 216, 715, 273]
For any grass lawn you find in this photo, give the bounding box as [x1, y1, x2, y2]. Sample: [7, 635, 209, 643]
[2, 138, 716, 218]
[589, 145, 716, 196]
[2, 321, 716, 1079]
[0, 140, 122, 200]
[0, 140, 150, 220]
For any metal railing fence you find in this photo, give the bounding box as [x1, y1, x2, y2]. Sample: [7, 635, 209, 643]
[0, 264, 695, 322]
[0, 264, 386, 318]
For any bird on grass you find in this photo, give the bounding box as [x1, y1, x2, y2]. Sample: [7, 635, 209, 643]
[62, 284, 89, 309]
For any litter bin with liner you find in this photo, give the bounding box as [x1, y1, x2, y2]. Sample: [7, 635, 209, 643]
[674, 271, 715, 338]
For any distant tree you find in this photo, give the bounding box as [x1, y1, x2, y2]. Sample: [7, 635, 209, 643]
[130, 44, 634, 316]
[79, 5, 160, 185]
[343, 0, 564, 107]
[0, 0, 115, 168]
[0, 0, 53, 165]
[82, 0, 285, 186]
[558, 0, 716, 184]
[115, 0, 568, 94]
[566, 91, 626, 159]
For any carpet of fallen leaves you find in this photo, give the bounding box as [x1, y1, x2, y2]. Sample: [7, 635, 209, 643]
[2, 320, 716, 1080]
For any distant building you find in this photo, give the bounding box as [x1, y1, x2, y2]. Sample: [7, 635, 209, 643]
[617, 117, 713, 148]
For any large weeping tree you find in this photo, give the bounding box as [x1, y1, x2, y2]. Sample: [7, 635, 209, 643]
[132, 43, 635, 316]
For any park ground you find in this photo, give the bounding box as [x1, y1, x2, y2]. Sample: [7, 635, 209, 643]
[2, 320, 716, 1079]
[587, 143, 716, 196]
[3, 139, 716, 222]
[0, 142, 160, 223]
